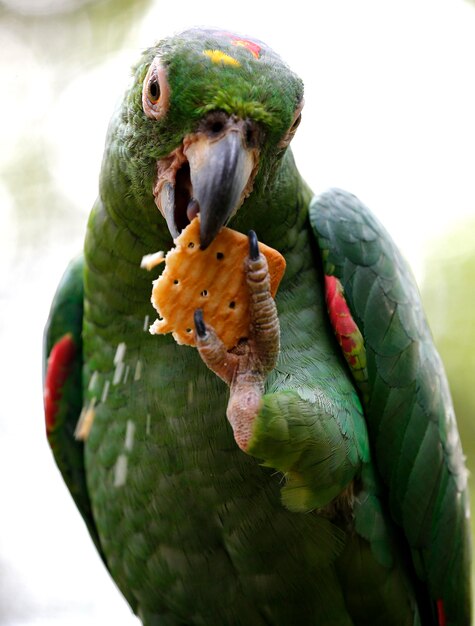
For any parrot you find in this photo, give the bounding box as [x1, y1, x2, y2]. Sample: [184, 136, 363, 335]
[43, 28, 471, 626]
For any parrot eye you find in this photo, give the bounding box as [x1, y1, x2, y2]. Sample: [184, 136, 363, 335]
[278, 99, 305, 149]
[149, 80, 160, 103]
[142, 59, 170, 120]
[290, 112, 302, 133]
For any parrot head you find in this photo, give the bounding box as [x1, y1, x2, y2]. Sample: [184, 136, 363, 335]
[106, 28, 304, 248]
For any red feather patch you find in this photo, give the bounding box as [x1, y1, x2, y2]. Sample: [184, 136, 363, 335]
[325, 275, 360, 352]
[324, 275, 368, 396]
[436, 599, 446, 626]
[230, 36, 261, 59]
[44, 333, 76, 435]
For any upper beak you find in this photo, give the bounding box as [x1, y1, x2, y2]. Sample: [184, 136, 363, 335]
[156, 113, 259, 249]
[185, 117, 258, 248]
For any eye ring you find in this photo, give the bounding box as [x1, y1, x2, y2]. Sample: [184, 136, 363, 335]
[142, 59, 170, 120]
[278, 99, 304, 149]
[290, 112, 302, 133]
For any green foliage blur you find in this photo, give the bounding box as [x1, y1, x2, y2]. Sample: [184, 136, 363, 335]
[0, 0, 152, 261]
[421, 219, 475, 592]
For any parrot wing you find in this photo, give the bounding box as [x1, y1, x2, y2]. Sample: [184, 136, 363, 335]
[309, 188, 471, 625]
[43, 255, 107, 564]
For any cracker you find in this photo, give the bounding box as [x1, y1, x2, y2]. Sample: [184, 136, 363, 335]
[149, 217, 286, 349]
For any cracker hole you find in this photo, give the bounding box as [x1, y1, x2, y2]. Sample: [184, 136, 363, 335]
[229, 301, 236, 309]
[216, 252, 224, 260]
[188, 242, 195, 248]
[173, 279, 179, 285]
[186, 328, 192, 333]
[200, 290, 208, 297]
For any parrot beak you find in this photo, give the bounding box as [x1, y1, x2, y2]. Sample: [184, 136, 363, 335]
[184, 117, 258, 249]
[154, 113, 259, 249]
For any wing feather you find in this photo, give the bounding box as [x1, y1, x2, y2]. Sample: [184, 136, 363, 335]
[43, 256, 107, 564]
[309, 188, 471, 625]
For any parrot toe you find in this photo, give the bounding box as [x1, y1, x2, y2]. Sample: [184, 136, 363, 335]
[244, 232, 280, 373]
[193, 310, 238, 385]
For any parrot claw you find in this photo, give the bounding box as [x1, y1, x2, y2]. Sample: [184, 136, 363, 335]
[194, 238, 280, 451]
[248, 230, 259, 261]
[193, 308, 207, 338]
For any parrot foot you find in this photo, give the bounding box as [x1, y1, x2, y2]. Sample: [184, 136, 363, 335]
[194, 231, 280, 451]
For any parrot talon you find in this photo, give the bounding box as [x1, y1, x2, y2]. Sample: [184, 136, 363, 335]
[248, 230, 259, 260]
[194, 309, 207, 338]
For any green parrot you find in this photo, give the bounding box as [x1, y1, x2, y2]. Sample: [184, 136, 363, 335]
[43, 28, 471, 625]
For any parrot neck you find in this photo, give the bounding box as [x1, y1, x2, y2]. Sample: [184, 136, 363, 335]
[228, 147, 312, 254]
[98, 114, 173, 253]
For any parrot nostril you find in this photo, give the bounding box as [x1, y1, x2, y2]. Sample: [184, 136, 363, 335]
[211, 121, 224, 134]
[244, 122, 261, 148]
[202, 111, 229, 136]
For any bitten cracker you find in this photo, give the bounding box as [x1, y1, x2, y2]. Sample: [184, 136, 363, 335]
[149, 217, 286, 349]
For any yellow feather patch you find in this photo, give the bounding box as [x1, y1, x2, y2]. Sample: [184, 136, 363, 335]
[203, 49, 241, 67]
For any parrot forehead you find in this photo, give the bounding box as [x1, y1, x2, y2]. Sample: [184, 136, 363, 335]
[160, 28, 272, 64]
[146, 28, 304, 126]
[157, 29, 301, 92]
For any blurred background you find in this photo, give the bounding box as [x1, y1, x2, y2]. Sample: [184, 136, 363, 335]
[1, 0, 474, 623]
